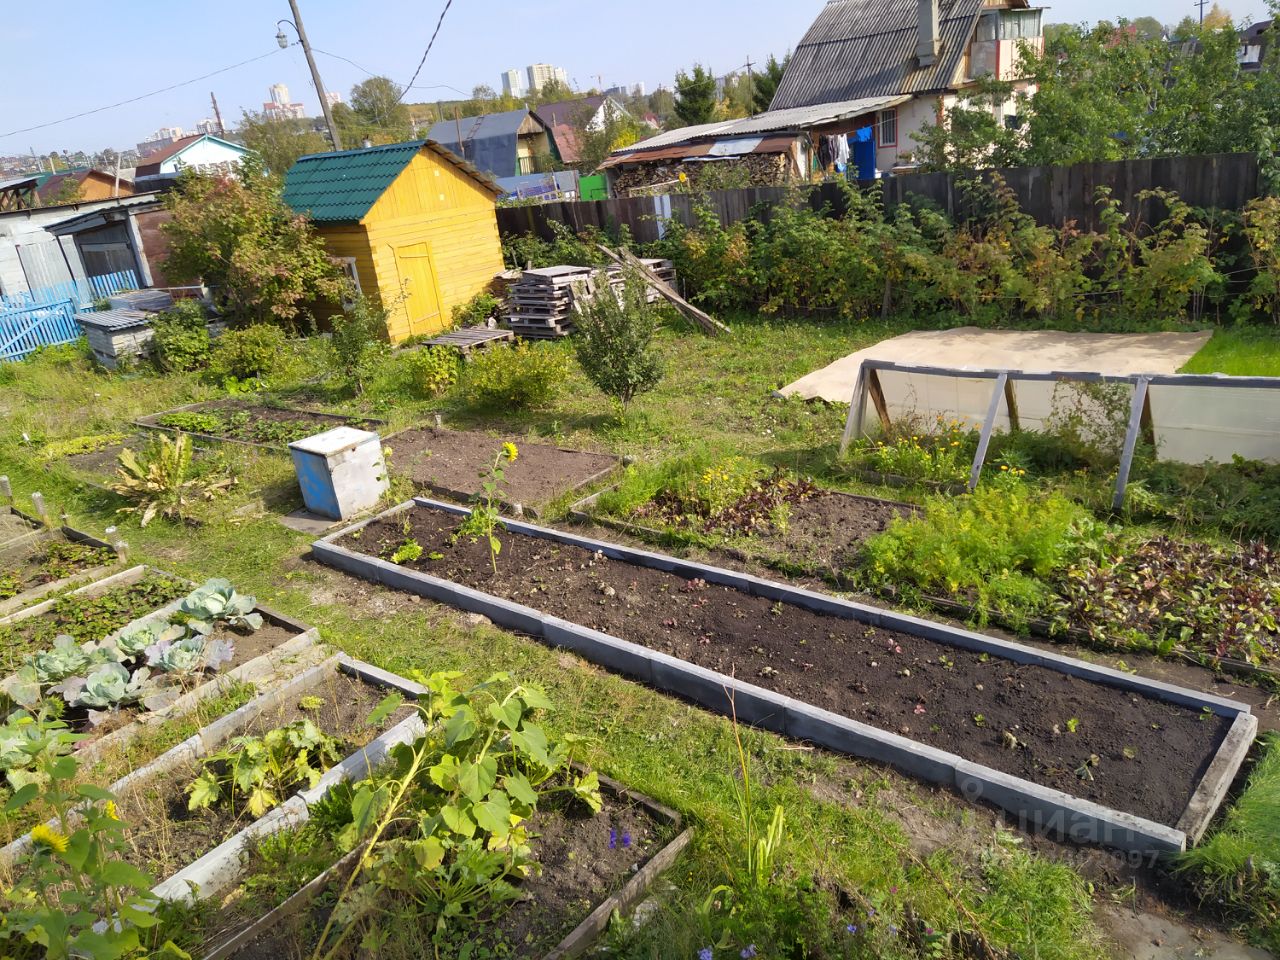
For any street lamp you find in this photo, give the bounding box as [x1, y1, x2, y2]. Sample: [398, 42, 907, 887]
[275, 1, 342, 152]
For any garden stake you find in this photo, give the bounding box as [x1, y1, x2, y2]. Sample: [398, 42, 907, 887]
[30, 492, 51, 527]
[0, 476, 10, 502]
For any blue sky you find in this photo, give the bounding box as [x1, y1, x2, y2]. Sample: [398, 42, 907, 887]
[0, 0, 1266, 157]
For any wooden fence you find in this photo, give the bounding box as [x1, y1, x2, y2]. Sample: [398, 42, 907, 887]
[496, 152, 1262, 241]
[0, 269, 139, 313]
[0, 299, 80, 362]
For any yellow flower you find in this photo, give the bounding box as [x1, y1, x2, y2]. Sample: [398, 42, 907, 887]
[502, 442, 518, 463]
[31, 823, 68, 854]
[1000, 465, 1009, 471]
[103, 800, 119, 821]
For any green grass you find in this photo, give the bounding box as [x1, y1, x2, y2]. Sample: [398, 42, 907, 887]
[0, 315, 1152, 959]
[1180, 326, 1280, 376]
[1179, 733, 1280, 951]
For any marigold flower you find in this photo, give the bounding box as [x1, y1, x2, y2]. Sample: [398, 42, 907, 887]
[502, 442, 519, 462]
[31, 823, 68, 854]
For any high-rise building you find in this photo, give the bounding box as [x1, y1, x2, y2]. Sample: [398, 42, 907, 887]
[269, 83, 291, 106]
[264, 84, 307, 121]
[500, 69, 525, 97]
[633, 82, 647, 97]
[526, 63, 569, 93]
[325, 91, 343, 107]
[194, 118, 220, 135]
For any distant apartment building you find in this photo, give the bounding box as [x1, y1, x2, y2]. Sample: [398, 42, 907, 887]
[135, 127, 184, 158]
[325, 91, 343, 106]
[194, 118, 220, 135]
[501, 68, 525, 97]
[526, 63, 569, 93]
[263, 83, 307, 121]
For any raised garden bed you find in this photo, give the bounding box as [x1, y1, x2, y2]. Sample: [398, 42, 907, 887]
[0, 524, 121, 617]
[2, 656, 419, 906]
[137, 399, 383, 452]
[0, 566, 320, 772]
[315, 498, 1259, 856]
[383, 426, 618, 515]
[572, 482, 916, 582]
[203, 770, 690, 960]
[0, 506, 44, 553]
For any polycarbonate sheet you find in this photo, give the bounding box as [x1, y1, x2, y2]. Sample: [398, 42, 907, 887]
[1148, 382, 1280, 464]
[860, 369, 1004, 436]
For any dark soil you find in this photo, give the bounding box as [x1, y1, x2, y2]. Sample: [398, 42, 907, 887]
[0, 511, 38, 549]
[0, 538, 116, 599]
[232, 789, 671, 960]
[349, 510, 1234, 827]
[387, 427, 617, 510]
[141, 399, 376, 448]
[114, 671, 411, 880]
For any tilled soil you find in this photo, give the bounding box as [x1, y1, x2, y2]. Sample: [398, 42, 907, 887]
[386, 427, 617, 509]
[0, 538, 115, 596]
[349, 510, 1233, 827]
[232, 789, 670, 959]
[141, 399, 374, 447]
[113, 671, 411, 880]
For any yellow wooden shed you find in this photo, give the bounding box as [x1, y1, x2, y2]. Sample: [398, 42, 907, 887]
[283, 139, 505, 343]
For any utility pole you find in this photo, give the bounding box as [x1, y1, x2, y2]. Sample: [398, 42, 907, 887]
[282, 0, 342, 151]
[745, 56, 756, 115]
[1195, 0, 1209, 23]
[210, 92, 226, 137]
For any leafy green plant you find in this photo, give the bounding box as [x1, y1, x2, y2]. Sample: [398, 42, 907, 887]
[150, 300, 212, 373]
[460, 342, 571, 410]
[842, 415, 976, 484]
[404, 346, 458, 399]
[727, 689, 785, 890]
[155, 412, 222, 434]
[305, 671, 601, 956]
[574, 269, 665, 410]
[209, 324, 290, 382]
[0, 707, 167, 959]
[330, 294, 391, 395]
[454, 443, 517, 575]
[179, 578, 263, 633]
[144, 635, 235, 675]
[390, 539, 423, 565]
[36, 433, 128, 462]
[188, 717, 344, 818]
[110, 432, 234, 526]
[450, 291, 501, 327]
[62, 662, 152, 714]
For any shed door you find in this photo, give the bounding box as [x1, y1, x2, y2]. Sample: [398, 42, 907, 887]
[393, 242, 444, 339]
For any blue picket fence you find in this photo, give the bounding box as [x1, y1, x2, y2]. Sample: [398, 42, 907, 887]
[0, 270, 141, 362]
[0, 299, 81, 362]
[0, 269, 139, 312]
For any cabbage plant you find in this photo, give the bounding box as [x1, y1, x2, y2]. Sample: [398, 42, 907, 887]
[180, 579, 263, 634]
[64, 663, 152, 712]
[111, 620, 185, 659]
[145, 635, 234, 675]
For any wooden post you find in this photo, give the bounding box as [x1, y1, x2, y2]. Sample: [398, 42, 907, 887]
[30, 492, 50, 527]
[866, 369, 892, 432]
[1112, 377, 1150, 512]
[0, 476, 10, 503]
[968, 373, 1007, 492]
[1003, 377, 1020, 432]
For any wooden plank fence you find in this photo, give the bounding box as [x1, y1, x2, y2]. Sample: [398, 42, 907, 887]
[0, 269, 139, 313]
[0, 299, 80, 362]
[497, 152, 1262, 241]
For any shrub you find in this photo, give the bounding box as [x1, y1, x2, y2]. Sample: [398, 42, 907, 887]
[404, 346, 458, 399]
[150, 300, 211, 372]
[574, 271, 665, 409]
[1240, 195, 1280, 324]
[209, 323, 289, 382]
[451, 291, 502, 327]
[110, 432, 234, 526]
[330, 295, 390, 394]
[460, 341, 571, 410]
[856, 480, 1101, 628]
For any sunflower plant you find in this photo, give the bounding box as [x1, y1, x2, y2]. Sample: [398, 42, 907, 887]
[0, 707, 173, 960]
[454, 443, 518, 576]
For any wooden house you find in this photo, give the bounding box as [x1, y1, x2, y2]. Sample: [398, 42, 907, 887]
[283, 140, 505, 343]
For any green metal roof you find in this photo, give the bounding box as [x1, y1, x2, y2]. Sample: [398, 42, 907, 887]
[282, 140, 427, 223]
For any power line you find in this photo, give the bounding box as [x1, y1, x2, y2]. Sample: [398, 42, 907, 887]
[0, 48, 284, 141]
[396, 0, 456, 103]
[314, 47, 467, 98]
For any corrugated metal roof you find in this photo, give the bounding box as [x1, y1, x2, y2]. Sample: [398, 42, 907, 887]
[74, 309, 150, 331]
[607, 95, 908, 159]
[770, 0, 983, 110]
[601, 132, 812, 169]
[283, 140, 501, 223]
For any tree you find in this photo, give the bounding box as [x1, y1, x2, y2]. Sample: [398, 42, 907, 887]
[471, 84, 499, 102]
[538, 78, 573, 102]
[720, 72, 754, 119]
[161, 157, 347, 328]
[1129, 16, 1165, 39]
[752, 53, 790, 113]
[238, 110, 329, 175]
[648, 87, 677, 126]
[47, 176, 83, 205]
[348, 77, 412, 143]
[574, 269, 664, 410]
[915, 78, 1025, 170]
[574, 100, 646, 173]
[674, 64, 717, 126]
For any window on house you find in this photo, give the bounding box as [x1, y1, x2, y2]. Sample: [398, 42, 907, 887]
[878, 108, 898, 147]
[975, 12, 998, 41]
[999, 9, 1042, 39]
[336, 257, 362, 307]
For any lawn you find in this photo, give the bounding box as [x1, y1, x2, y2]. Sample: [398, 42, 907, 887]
[1180, 325, 1280, 376]
[0, 314, 1274, 958]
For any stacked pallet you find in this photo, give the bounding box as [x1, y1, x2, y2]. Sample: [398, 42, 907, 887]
[503, 260, 677, 340]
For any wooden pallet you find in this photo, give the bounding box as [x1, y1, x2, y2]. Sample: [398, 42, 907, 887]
[420, 327, 514, 356]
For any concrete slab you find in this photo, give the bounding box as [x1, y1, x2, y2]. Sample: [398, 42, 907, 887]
[1098, 904, 1275, 960]
[779, 327, 1214, 404]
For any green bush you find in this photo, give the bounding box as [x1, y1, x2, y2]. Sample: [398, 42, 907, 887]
[150, 300, 211, 373]
[404, 346, 458, 399]
[856, 480, 1101, 628]
[460, 341, 571, 410]
[574, 272, 665, 409]
[450, 291, 502, 327]
[329, 295, 390, 394]
[209, 324, 289, 382]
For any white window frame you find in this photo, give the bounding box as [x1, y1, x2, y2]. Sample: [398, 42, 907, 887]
[336, 256, 362, 307]
[877, 108, 898, 148]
